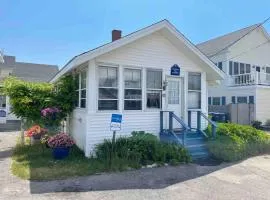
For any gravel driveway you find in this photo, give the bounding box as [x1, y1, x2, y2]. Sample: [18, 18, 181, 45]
[1, 131, 270, 200]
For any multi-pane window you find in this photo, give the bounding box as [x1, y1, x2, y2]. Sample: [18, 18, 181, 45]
[168, 80, 180, 104]
[237, 96, 247, 104]
[75, 70, 87, 108]
[232, 96, 236, 104]
[146, 69, 162, 109]
[188, 72, 201, 109]
[98, 66, 118, 110]
[124, 68, 142, 110]
[212, 97, 221, 105]
[229, 61, 252, 75]
[221, 96, 226, 105]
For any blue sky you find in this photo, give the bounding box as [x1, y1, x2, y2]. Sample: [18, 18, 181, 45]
[1, 0, 270, 68]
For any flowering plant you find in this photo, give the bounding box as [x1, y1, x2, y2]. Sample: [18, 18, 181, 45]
[47, 133, 75, 148]
[25, 125, 48, 137]
[41, 107, 61, 117]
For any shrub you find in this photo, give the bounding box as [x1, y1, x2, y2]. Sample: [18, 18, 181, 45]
[265, 119, 270, 126]
[206, 123, 270, 162]
[251, 120, 263, 130]
[95, 132, 190, 167]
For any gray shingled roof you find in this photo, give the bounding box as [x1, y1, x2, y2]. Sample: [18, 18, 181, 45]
[196, 24, 260, 57]
[0, 56, 58, 82]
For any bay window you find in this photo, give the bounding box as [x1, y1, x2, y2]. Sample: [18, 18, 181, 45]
[75, 70, 87, 108]
[98, 66, 118, 110]
[124, 68, 142, 110]
[188, 72, 201, 109]
[146, 69, 162, 109]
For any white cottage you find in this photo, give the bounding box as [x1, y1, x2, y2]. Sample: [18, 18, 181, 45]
[51, 20, 224, 157]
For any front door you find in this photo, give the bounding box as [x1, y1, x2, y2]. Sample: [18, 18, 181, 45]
[166, 76, 182, 129]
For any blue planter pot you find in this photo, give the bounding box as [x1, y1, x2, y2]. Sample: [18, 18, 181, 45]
[52, 147, 70, 160]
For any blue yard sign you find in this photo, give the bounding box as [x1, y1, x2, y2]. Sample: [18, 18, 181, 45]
[170, 64, 180, 76]
[110, 114, 122, 131]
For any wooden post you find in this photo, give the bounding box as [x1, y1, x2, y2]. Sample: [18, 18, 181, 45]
[169, 112, 173, 132]
[20, 118, 25, 145]
[160, 111, 163, 133]
[197, 111, 201, 131]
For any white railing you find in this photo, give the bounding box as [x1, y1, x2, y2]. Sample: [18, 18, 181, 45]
[228, 72, 270, 86]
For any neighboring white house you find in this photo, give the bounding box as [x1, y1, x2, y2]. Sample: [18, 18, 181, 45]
[50, 20, 224, 157]
[0, 55, 58, 130]
[197, 24, 270, 123]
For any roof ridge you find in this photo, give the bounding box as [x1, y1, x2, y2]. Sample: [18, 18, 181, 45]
[197, 23, 260, 46]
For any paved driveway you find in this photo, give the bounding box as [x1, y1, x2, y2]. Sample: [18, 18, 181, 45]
[1, 132, 270, 200]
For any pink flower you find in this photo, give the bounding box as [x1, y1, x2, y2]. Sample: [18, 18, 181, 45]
[47, 133, 75, 148]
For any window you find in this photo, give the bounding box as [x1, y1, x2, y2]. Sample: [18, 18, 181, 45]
[233, 62, 239, 75]
[249, 96, 254, 104]
[208, 97, 212, 105]
[217, 62, 223, 70]
[229, 61, 233, 75]
[240, 63, 245, 74]
[213, 97, 221, 105]
[266, 67, 270, 74]
[222, 96, 226, 105]
[98, 66, 118, 110]
[168, 80, 180, 104]
[0, 95, 6, 108]
[232, 96, 236, 104]
[124, 68, 142, 110]
[75, 70, 87, 108]
[146, 69, 162, 109]
[237, 96, 247, 104]
[246, 64, 251, 73]
[188, 72, 201, 109]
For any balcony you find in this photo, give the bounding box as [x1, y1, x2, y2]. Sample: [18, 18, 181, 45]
[228, 72, 270, 86]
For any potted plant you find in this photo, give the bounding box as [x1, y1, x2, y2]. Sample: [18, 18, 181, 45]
[25, 125, 47, 144]
[47, 133, 75, 159]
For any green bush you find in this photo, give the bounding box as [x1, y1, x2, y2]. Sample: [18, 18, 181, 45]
[95, 132, 191, 167]
[206, 123, 270, 162]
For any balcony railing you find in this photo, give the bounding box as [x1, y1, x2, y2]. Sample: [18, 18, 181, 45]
[228, 72, 270, 86]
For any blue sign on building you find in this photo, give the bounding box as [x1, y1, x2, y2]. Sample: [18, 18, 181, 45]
[170, 64, 180, 76]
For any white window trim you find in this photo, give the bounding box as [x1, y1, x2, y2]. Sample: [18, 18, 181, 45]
[187, 72, 201, 109]
[123, 67, 143, 111]
[75, 69, 87, 109]
[146, 68, 163, 110]
[97, 64, 120, 112]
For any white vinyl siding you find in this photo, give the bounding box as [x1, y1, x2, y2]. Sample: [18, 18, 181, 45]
[82, 32, 208, 156]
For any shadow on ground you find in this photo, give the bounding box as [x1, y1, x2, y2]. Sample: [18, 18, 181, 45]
[29, 159, 234, 194]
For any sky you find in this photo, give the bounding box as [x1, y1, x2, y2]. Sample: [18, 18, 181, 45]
[0, 0, 270, 68]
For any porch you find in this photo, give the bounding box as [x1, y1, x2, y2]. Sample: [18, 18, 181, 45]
[228, 71, 270, 86]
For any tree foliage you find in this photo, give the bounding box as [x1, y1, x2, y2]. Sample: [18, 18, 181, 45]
[2, 75, 76, 126]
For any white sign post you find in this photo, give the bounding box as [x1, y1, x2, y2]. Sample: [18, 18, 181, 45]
[110, 114, 122, 166]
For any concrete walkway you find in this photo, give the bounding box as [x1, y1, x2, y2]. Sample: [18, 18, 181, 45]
[1, 132, 270, 200]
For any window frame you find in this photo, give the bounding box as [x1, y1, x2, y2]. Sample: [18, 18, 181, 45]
[146, 69, 163, 110]
[97, 65, 119, 111]
[212, 97, 221, 106]
[123, 67, 142, 111]
[75, 69, 87, 109]
[188, 72, 201, 109]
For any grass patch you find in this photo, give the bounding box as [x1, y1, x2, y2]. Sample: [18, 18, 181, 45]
[12, 132, 191, 180]
[206, 123, 270, 162]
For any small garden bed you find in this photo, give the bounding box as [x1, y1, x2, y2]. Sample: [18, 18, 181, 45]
[206, 123, 270, 162]
[11, 132, 191, 180]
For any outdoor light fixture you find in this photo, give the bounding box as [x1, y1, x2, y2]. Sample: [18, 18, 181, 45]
[163, 80, 168, 90]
